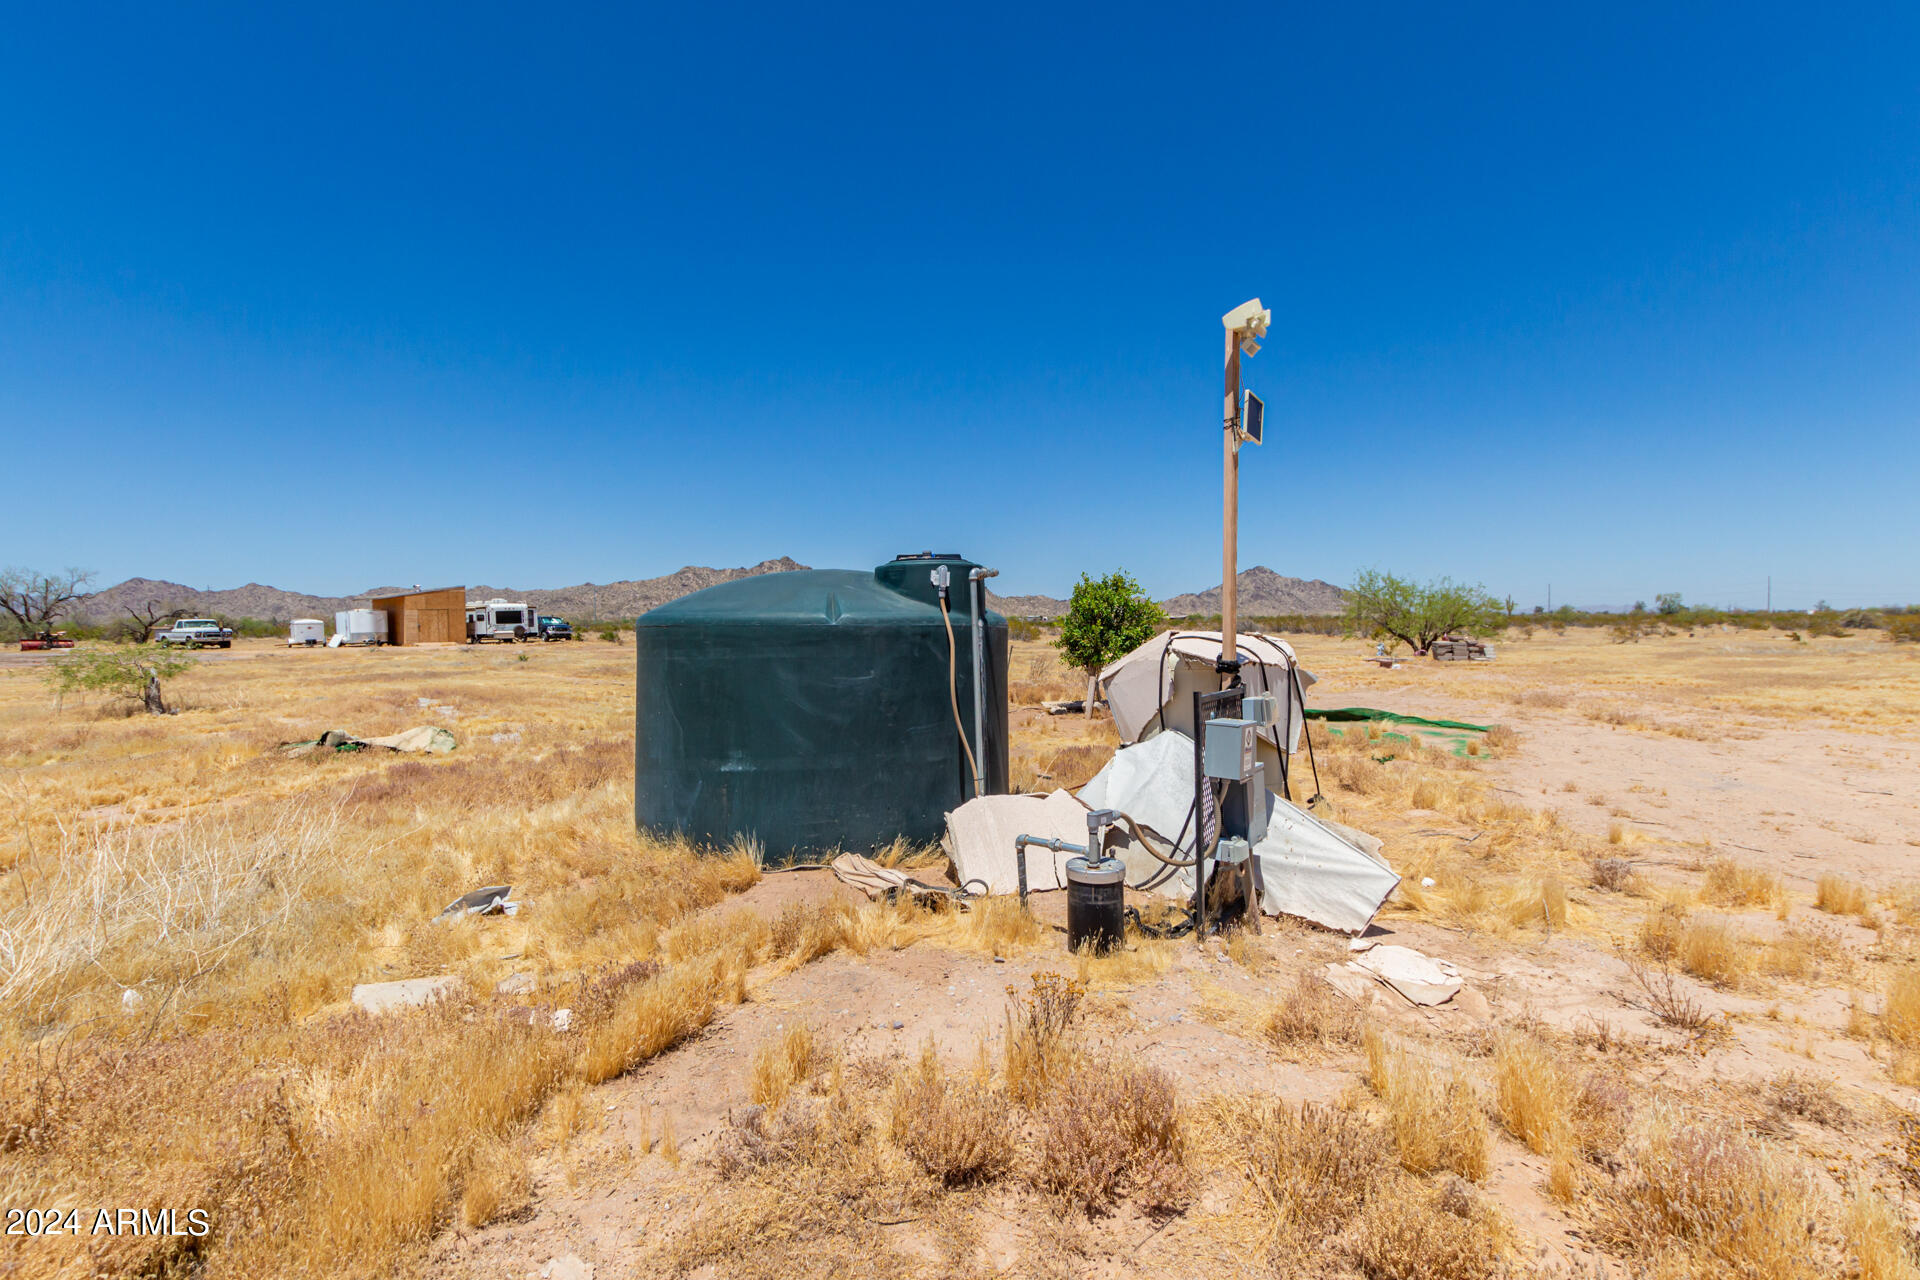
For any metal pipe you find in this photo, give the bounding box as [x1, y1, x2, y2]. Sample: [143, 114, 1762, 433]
[1013, 834, 1087, 910]
[969, 567, 998, 798]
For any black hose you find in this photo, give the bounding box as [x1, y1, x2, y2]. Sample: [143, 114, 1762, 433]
[1290, 664, 1325, 804]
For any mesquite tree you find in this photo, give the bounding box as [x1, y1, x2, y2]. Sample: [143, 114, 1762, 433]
[1343, 570, 1503, 654]
[0, 566, 94, 638]
[47, 647, 198, 714]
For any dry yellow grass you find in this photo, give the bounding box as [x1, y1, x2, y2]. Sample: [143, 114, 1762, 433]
[886, 1039, 1015, 1186]
[1849, 1184, 1920, 1280]
[1700, 856, 1784, 912]
[6, 623, 1911, 1278]
[1817, 873, 1870, 916]
[1596, 1108, 1820, 1279]
[1363, 1027, 1490, 1182]
[750, 1023, 819, 1107]
[1883, 967, 1920, 1048]
[1491, 1030, 1569, 1155]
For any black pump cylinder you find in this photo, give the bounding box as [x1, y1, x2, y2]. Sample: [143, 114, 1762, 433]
[1065, 857, 1125, 954]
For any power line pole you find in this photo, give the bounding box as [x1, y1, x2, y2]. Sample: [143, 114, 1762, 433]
[1222, 324, 1241, 663]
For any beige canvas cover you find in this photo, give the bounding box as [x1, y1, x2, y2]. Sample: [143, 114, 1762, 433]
[1098, 632, 1316, 758]
[942, 789, 1091, 896]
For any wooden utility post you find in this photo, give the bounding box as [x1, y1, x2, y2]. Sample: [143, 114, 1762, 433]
[1222, 327, 1242, 669]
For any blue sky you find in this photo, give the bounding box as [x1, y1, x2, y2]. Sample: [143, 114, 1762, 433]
[3, 4, 1915, 610]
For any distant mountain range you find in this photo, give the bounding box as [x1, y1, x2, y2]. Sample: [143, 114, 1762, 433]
[1158, 566, 1349, 618]
[75, 561, 1346, 625]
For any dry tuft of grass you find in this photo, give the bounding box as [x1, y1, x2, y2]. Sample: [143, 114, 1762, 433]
[887, 1040, 1014, 1186]
[1676, 914, 1755, 987]
[1240, 1099, 1390, 1237]
[1849, 1183, 1920, 1280]
[1817, 873, 1870, 917]
[1490, 1029, 1632, 1174]
[1701, 856, 1784, 911]
[1003, 971, 1085, 1104]
[1491, 1030, 1567, 1155]
[1363, 1028, 1490, 1182]
[1031, 1051, 1189, 1212]
[1262, 969, 1361, 1058]
[1597, 1109, 1821, 1279]
[1882, 967, 1920, 1049]
[1347, 1183, 1515, 1280]
[749, 1023, 819, 1107]
[459, 1136, 532, 1228]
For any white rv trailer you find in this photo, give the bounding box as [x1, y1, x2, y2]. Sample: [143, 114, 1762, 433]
[333, 609, 389, 646]
[288, 618, 326, 646]
[466, 598, 534, 643]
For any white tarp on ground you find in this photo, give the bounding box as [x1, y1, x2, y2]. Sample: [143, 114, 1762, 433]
[1098, 632, 1318, 762]
[942, 789, 1092, 896]
[1077, 731, 1400, 934]
[1346, 942, 1462, 1005]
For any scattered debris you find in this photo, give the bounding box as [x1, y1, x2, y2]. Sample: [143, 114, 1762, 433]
[551, 1007, 573, 1032]
[1323, 962, 1376, 1002]
[539, 1255, 593, 1280]
[1430, 637, 1494, 661]
[351, 976, 462, 1014]
[495, 971, 536, 996]
[280, 726, 458, 755]
[435, 885, 516, 922]
[1041, 698, 1108, 716]
[829, 854, 967, 908]
[1345, 942, 1463, 1005]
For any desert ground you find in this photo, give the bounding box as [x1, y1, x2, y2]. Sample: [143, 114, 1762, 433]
[3, 626, 1919, 1279]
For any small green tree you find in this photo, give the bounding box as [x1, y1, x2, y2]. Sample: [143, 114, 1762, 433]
[1343, 569, 1503, 654]
[1057, 569, 1164, 691]
[1655, 592, 1684, 616]
[47, 646, 198, 714]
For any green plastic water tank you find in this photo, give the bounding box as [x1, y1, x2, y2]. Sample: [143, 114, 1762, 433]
[634, 554, 1009, 862]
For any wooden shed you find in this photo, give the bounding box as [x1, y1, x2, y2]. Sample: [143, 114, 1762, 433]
[368, 587, 467, 646]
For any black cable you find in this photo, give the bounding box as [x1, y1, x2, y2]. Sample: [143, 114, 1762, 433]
[1290, 663, 1324, 804]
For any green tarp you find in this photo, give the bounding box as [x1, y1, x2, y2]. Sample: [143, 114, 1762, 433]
[1304, 707, 1492, 757]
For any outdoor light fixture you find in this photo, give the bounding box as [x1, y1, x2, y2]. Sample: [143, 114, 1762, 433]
[1222, 297, 1271, 349]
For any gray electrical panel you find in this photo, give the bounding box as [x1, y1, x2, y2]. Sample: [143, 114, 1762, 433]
[1203, 718, 1258, 781]
[1241, 694, 1279, 727]
[1222, 762, 1268, 845]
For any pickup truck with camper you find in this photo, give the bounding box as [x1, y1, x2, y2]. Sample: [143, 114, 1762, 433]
[466, 599, 534, 643]
[536, 614, 574, 641]
[156, 619, 234, 648]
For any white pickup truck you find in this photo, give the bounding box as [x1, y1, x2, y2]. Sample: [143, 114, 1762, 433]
[155, 619, 234, 648]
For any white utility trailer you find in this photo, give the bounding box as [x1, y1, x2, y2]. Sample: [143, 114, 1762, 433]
[288, 618, 326, 646]
[333, 609, 389, 646]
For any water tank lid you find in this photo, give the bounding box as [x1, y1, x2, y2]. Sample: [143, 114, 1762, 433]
[1065, 856, 1127, 885]
[639, 568, 944, 627]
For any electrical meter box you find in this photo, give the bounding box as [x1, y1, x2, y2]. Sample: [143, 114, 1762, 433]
[1203, 718, 1258, 781]
[1222, 763, 1268, 844]
[1241, 694, 1279, 727]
